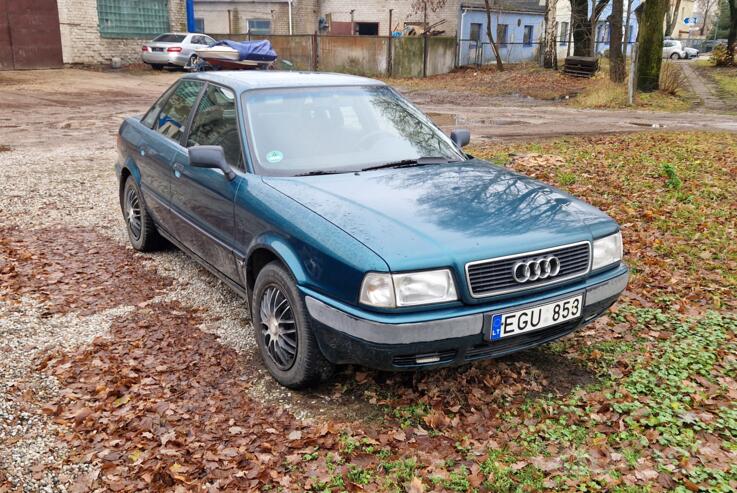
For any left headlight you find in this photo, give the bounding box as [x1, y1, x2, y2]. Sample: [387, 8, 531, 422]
[359, 269, 458, 308]
[591, 232, 623, 271]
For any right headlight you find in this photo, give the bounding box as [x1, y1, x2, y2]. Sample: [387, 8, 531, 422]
[591, 232, 623, 271]
[359, 269, 458, 308]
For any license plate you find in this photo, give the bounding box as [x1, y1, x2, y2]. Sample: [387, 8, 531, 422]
[152, 47, 164, 52]
[489, 295, 583, 341]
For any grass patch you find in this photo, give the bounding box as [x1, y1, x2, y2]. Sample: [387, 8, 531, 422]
[571, 76, 692, 112]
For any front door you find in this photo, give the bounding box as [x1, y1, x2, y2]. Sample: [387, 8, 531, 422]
[138, 80, 205, 231]
[169, 83, 245, 282]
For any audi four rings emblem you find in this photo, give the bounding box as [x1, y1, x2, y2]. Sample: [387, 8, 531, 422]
[512, 255, 561, 283]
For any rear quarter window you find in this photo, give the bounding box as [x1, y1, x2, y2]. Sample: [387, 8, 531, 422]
[153, 34, 186, 43]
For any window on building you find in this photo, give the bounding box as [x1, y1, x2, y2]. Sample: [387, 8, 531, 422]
[194, 18, 205, 33]
[247, 19, 271, 35]
[497, 23, 508, 47]
[97, 0, 170, 38]
[469, 22, 482, 41]
[187, 85, 244, 170]
[356, 22, 379, 35]
[559, 21, 569, 45]
[523, 25, 534, 46]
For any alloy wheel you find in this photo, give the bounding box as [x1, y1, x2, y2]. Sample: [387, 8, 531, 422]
[125, 185, 142, 240]
[259, 286, 298, 370]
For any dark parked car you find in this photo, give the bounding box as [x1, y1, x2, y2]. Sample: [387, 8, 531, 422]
[115, 72, 628, 388]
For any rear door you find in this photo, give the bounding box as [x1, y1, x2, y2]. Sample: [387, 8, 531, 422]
[139, 79, 205, 232]
[170, 83, 245, 281]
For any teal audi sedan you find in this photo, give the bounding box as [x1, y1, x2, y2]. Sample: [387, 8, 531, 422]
[115, 71, 628, 388]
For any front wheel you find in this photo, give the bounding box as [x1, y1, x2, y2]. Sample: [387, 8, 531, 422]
[252, 262, 333, 388]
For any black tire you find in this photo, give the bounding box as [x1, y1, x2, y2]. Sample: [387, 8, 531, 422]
[670, 52, 680, 60]
[122, 177, 162, 252]
[252, 261, 333, 388]
[151, 64, 164, 70]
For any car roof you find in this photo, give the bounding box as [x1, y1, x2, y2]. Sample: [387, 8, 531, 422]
[183, 71, 385, 92]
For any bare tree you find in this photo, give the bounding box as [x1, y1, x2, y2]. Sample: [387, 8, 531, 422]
[665, 0, 684, 35]
[483, 0, 504, 71]
[698, 0, 718, 35]
[543, 0, 559, 68]
[610, 0, 626, 82]
[410, 0, 448, 30]
[636, 0, 670, 91]
[728, 0, 737, 63]
[589, 0, 612, 55]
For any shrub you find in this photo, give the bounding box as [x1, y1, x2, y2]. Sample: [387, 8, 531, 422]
[661, 163, 682, 190]
[710, 44, 732, 67]
[659, 62, 686, 95]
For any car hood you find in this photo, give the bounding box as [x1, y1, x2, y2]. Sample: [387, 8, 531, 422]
[263, 160, 617, 272]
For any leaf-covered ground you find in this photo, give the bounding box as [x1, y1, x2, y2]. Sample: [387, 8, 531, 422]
[3, 131, 737, 492]
[390, 63, 593, 101]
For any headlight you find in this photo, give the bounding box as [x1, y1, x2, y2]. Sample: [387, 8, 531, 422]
[592, 232, 623, 271]
[359, 269, 458, 308]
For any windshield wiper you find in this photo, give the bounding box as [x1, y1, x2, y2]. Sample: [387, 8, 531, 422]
[360, 156, 455, 172]
[295, 170, 343, 177]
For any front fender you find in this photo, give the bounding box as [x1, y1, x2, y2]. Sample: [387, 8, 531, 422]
[246, 232, 309, 285]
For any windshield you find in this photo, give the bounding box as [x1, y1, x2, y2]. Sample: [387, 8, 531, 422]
[153, 34, 186, 43]
[242, 85, 466, 176]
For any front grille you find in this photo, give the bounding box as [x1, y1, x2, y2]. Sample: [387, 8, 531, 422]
[466, 242, 590, 298]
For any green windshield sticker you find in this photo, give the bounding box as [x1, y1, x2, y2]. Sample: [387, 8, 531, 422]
[266, 150, 284, 163]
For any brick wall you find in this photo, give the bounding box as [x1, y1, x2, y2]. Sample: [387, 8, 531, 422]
[56, 0, 187, 65]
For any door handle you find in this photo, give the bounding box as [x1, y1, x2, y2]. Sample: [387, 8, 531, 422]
[173, 162, 184, 178]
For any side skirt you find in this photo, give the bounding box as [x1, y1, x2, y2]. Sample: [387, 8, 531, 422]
[156, 227, 249, 300]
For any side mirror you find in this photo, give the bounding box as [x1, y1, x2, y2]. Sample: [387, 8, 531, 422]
[451, 128, 470, 148]
[189, 145, 236, 180]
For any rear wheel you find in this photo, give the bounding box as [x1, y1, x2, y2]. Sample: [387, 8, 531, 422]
[151, 63, 164, 70]
[252, 262, 333, 388]
[122, 177, 162, 251]
[670, 52, 680, 59]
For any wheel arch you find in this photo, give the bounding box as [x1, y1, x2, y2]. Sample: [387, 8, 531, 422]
[245, 234, 308, 298]
[118, 159, 142, 210]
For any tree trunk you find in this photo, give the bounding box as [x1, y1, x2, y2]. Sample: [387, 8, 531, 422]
[571, 0, 592, 55]
[543, 0, 558, 68]
[624, 0, 633, 60]
[665, 0, 683, 36]
[636, 0, 669, 91]
[484, 0, 504, 71]
[729, 0, 737, 64]
[589, 0, 612, 56]
[610, 0, 626, 82]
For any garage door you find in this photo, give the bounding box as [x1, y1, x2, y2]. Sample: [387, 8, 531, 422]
[0, 0, 64, 70]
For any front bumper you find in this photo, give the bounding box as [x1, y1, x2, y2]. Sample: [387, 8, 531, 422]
[305, 265, 628, 370]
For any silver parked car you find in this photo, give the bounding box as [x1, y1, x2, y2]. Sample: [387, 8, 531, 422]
[141, 33, 216, 70]
[662, 40, 688, 60]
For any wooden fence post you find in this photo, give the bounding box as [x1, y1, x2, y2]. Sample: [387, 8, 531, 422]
[627, 42, 638, 105]
[312, 31, 318, 71]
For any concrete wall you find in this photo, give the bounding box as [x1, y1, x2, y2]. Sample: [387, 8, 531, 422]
[207, 33, 458, 77]
[319, 0, 462, 37]
[458, 9, 544, 65]
[57, 0, 186, 65]
[193, 0, 319, 35]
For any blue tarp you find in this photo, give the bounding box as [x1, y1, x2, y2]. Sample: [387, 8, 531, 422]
[210, 40, 277, 62]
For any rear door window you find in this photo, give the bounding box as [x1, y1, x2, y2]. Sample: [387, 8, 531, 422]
[187, 84, 244, 169]
[154, 80, 204, 143]
[142, 84, 177, 129]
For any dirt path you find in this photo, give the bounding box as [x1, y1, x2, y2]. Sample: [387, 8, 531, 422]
[679, 61, 728, 112]
[402, 89, 737, 142]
